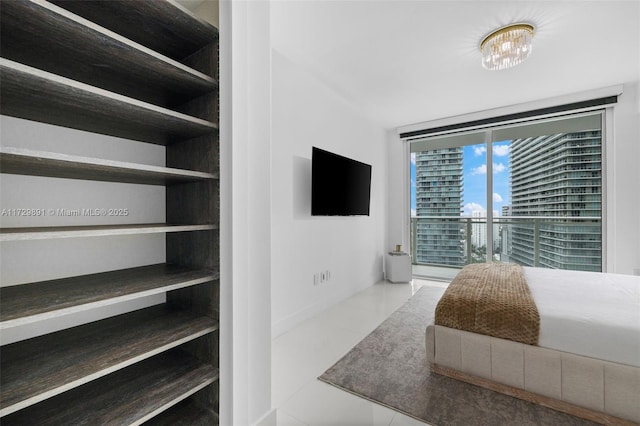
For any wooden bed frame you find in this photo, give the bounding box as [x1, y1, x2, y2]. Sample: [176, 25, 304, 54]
[426, 323, 640, 425]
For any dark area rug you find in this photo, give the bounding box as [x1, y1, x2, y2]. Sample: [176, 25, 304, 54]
[318, 285, 598, 426]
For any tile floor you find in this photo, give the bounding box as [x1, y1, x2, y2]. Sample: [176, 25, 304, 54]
[272, 278, 449, 426]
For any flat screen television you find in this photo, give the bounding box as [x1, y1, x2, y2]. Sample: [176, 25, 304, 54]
[311, 147, 372, 216]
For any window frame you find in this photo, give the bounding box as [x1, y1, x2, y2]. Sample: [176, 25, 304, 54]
[402, 98, 616, 274]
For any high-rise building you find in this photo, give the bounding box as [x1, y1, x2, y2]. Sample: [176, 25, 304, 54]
[414, 148, 464, 265]
[509, 130, 602, 271]
[470, 209, 501, 262]
[471, 210, 487, 249]
[500, 205, 513, 262]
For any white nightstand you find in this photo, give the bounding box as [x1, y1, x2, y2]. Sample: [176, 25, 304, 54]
[386, 252, 412, 283]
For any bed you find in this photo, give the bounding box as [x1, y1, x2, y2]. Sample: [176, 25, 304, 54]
[425, 264, 640, 425]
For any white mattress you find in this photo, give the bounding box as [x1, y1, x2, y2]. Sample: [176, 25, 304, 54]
[524, 267, 640, 367]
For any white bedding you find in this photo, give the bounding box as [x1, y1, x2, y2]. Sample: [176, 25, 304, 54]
[524, 267, 640, 367]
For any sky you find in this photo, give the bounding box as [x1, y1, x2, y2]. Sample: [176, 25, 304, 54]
[411, 141, 511, 217]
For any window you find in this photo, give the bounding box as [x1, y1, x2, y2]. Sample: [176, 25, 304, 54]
[409, 112, 604, 280]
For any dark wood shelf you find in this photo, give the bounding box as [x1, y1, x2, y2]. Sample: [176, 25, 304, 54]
[49, 0, 219, 62]
[145, 397, 220, 426]
[0, 264, 218, 329]
[1, 348, 219, 425]
[1, 1, 221, 422]
[0, 0, 217, 108]
[0, 59, 217, 146]
[0, 305, 218, 416]
[0, 223, 217, 242]
[0, 148, 218, 185]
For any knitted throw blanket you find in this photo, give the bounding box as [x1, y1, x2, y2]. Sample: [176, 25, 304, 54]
[435, 263, 540, 345]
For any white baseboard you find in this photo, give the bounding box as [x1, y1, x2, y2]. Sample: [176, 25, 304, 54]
[271, 291, 347, 338]
[271, 278, 382, 338]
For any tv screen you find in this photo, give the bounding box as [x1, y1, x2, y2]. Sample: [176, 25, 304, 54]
[311, 147, 372, 216]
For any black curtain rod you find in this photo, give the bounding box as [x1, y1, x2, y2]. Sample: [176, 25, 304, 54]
[400, 96, 617, 139]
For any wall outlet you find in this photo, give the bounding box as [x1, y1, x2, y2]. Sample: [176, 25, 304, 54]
[314, 270, 331, 285]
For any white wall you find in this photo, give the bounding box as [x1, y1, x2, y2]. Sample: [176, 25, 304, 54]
[222, 5, 388, 423]
[219, 0, 272, 424]
[270, 51, 388, 337]
[607, 83, 640, 274]
[386, 129, 409, 255]
[386, 83, 640, 275]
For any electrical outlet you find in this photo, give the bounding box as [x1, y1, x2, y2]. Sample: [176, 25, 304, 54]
[314, 270, 331, 285]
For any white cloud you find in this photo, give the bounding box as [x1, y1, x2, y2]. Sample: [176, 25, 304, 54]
[493, 145, 510, 157]
[493, 162, 506, 173]
[470, 164, 487, 175]
[474, 146, 486, 156]
[493, 193, 503, 202]
[463, 202, 485, 216]
[410, 153, 416, 165]
[469, 162, 507, 176]
[411, 208, 417, 217]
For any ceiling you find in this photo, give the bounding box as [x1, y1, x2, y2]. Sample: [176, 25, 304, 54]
[271, 1, 640, 129]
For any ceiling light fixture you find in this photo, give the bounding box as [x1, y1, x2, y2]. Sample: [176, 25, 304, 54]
[480, 23, 535, 70]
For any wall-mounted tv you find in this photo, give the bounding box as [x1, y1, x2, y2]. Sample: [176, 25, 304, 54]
[311, 147, 372, 216]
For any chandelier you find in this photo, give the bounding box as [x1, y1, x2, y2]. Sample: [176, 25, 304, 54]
[480, 23, 535, 70]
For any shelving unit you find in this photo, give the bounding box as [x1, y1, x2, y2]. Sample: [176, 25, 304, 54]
[1, 306, 218, 416]
[0, 0, 220, 423]
[48, 0, 219, 62]
[0, 264, 218, 329]
[0, 60, 217, 145]
[0, 148, 217, 185]
[0, 223, 217, 242]
[2, 350, 219, 426]
[144, 398, 220, 426]
[0, 0, 217, 107]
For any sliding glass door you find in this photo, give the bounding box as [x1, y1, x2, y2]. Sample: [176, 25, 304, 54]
[409, 112, 603, 280]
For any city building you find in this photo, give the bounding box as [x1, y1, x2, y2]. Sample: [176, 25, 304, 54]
[414, 148, 464, 265]
[469, 209, 501, 262]
[471, 210, 487, 249]
[500, 205, 513, 262]
[508, 130, 602, 271]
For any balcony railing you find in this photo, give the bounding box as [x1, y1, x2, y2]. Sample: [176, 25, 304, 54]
[410, 216, 602, 273]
